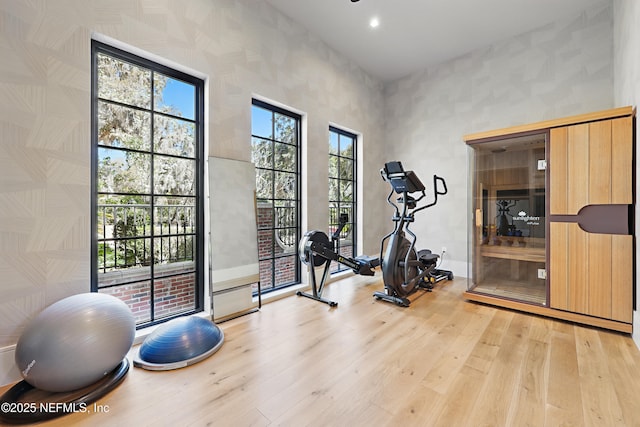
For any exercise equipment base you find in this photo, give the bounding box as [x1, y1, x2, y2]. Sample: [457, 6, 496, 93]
[373, 269, 453, 307]
[0, 358, 130, 424]
[296, 290, 338, 307]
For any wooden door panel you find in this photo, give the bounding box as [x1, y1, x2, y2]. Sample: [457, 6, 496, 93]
[588, 120, 612, 205]
[611, 235, 633, 323]
[567, 223, 589, 314]
[567, 124, 589, 215]
[551, 222, 632, 321]
[549, 116, 633, 324]
[550, 222, 569, 310]
[551, 117, 632, 213]
[587, 232, 612, 319]
[611, 116, 633, 204]
[550, 128, 568, 215]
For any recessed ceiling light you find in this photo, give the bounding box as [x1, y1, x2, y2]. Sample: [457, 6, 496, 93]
[369, 17, 380, 28]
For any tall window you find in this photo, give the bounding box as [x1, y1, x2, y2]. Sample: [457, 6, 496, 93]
[251, 99, 301, 293]
[329, 126, 357, 273]
[91, 41, 205, 327]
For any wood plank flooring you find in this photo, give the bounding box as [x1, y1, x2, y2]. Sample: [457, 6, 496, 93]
[2, 275, 640, 426]
[472, 279, 547, 305]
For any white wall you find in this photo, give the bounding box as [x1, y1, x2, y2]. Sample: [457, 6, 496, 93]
[0, 0, 388, 384]
[383, 1, 614, 279]
[613, 0, 640, 348]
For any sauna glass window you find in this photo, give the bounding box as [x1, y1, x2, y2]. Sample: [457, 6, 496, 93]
[468, 133, 547, 305]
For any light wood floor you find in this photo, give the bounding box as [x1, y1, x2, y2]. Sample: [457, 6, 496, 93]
[2, 275, 640, 426]
[472, 278, 547, 305]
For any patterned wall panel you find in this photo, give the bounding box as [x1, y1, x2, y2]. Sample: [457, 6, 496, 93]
[383, 1, 614, 277]
[0, 0, 387, 351]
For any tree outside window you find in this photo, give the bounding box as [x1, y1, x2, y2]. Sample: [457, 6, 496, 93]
[251, 99, 301, 293]
[92, 42, 204, 326]
[329, 127, 357, 273]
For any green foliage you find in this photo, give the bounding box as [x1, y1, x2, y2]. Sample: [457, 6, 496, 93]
[252, 113, 298, 201]
[328, 130, 356, 242]
[97, 53, 197, 271]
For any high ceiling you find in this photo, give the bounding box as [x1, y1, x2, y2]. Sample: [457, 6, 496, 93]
[264, 0, 608, 82]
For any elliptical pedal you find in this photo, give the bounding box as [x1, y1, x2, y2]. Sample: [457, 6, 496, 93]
[417, 249, 439, 266]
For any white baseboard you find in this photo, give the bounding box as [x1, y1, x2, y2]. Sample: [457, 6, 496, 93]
[1, 345, 20, 387]
[440, 259, 469, 280]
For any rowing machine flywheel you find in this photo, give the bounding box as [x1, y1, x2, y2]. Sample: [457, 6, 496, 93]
[298, 230, 331, 267]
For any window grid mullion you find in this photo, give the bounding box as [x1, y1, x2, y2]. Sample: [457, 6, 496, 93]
[329, 128, 357, 272]
[93, 40, 204, 328]
[251, 99, 301, 293]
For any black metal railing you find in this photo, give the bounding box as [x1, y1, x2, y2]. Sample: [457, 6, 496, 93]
[274, 205, 296, 249]
[329, 205, 353, 239]
[97, 203, 195, 274]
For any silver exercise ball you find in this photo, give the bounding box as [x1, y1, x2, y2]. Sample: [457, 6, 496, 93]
[15, 293, 135, 392]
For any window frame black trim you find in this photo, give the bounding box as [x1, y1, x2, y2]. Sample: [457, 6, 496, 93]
[251, 98, 302, 293]
[328, 125, 358, 273]
[90, 40, 205, 328]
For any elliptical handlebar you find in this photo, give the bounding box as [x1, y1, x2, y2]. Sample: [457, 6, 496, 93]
[434, 175, 447, 195]
[380, 161, 447, 217]
[412, 175, 447, 215]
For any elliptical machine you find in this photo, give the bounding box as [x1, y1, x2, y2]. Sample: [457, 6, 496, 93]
[373, 161, 453, 307]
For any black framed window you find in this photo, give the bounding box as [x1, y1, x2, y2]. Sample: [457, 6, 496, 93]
[251, 99, 301, 293]
[329, 126, 357, 273]
[91, 41, 205, 327]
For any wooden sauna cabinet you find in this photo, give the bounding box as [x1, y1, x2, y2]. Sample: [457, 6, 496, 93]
[465, 106, 635, 333]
